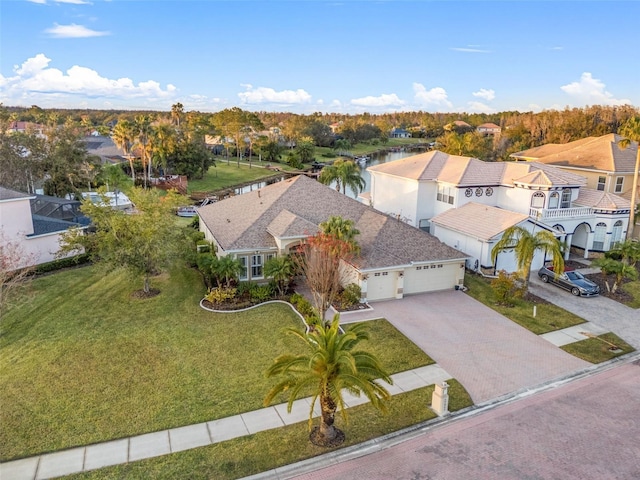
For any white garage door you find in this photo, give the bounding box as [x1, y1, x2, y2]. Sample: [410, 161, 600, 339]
[404, 263, 458, 295]
[365, 272, 397, 301]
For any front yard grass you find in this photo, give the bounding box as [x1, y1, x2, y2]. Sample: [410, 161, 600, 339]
[187, 161, 293, 195]
[464, 273, 586, 334]
[0, 265, 434, 461]
[65, 380, 472, 480]
[561, 333, 635, 363]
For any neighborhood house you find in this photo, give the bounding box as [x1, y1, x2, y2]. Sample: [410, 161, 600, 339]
[364, 150, 631, 274]
[197, 175, 468, 302]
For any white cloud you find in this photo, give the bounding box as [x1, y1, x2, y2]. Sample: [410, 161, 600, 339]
[450, 47, 491, 53]
[45, 24, 109, 38]
[560, 72, 630, 106]
[472, 88, 495, 101]
[238, 84, 312, 105]
[467, 101, 495, 113]
[0, 54, 177, 108]
[350, 93, 404, 107]
[413, 83, 453, 109]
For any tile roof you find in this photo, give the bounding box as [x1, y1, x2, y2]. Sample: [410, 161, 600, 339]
[477, 123, 501, 129]
[198, 175, 467, 270]
[430, 203, 529, 241]
[0, 187, 33, 201]
[510, 134, 638, 173]
[368, 151, 586, 187]
[574, 189, 631, 211]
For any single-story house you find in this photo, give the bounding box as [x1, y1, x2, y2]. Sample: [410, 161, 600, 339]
[197, 175, 468, 302]
[390, 128, 412, 138]
[476, 123, 501, 136]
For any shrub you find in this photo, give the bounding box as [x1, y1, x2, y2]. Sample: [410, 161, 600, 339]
[340, 283, 362, 308]
[491, 270, 524, 306]
[250, 283, 274, 302]
[34, 254, 91, 274]
[204, 287, 237, 305]
[236, 281, 256, 297]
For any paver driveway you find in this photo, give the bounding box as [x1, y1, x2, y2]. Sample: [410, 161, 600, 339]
[339, 290, 589, 403]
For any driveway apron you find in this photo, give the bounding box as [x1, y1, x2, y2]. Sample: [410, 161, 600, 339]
[529, 275, 640, 349]
[341, 290, 589, 404]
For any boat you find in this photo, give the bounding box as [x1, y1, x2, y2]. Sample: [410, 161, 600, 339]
[176, 206, 198, 217]
[354, 156, 369, 166]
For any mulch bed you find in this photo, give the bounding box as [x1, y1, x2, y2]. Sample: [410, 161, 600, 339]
[131, 288, 161, 299]
[583, 273, 634, 304]
[331, 299, 371, 313]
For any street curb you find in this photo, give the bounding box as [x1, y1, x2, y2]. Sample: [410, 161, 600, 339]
[242, 351, 640, 480]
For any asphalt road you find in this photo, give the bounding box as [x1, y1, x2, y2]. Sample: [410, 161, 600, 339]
[285, 358, 640, 480]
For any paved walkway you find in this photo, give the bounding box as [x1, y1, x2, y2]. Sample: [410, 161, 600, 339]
[0, 364, 452, 480]
[279, 357, 640, 480]
[529, 270, 640, 349]
[336, 291, 589, 403]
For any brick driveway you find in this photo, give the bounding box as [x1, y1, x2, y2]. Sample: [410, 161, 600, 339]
[339, 290, 589, 403]
[290, 360, 640, 480]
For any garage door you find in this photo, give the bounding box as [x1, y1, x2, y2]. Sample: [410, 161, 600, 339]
[404, 263, 458, 295]
[365, 271, 397, 301]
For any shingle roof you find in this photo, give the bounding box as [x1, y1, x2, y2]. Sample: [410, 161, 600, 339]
[267, 210, 318, 239]
[30, 215, 80, 235]
[574, 189, 631, 211]
[198, 175, 467, 270]
[510, 134, 638, 172]
[368, 151, 586, 187]
[430, 203, 529, 241]
[0, 186, 33, 201]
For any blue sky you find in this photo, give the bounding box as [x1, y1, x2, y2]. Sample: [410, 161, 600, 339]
[1, 0, 638, 114]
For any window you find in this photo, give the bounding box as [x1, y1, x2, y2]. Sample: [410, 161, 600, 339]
[374, 273, 381, 277]
[382, 272, 388, 276]
[597, 176, 606, 191]
[561, 188, 572, 208]
[416, 266, 422, 270]
[592, 223, 607, 250]
[418, 219, 430, 233]
[238, 256, 248, 280]
[437, 185, 454, 204]
[251, 254, 263, 278]
[615, 177, 624, 193]
[266, 253, 276, 263]
[549, 192, 559, 209]
[531, 192, 545, 208]
[611, 220, 623, 248]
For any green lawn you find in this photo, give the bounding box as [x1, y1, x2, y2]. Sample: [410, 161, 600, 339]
[187, 162, 291, 194]
[561, 333, 635, 363]
[464, 273, 586, 334]
[621, 279, 640, 308]
[0, 265, 435, 461]
[66, 380, 472, 480]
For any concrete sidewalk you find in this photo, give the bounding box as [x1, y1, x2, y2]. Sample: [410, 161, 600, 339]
[0, 364, 452, 480]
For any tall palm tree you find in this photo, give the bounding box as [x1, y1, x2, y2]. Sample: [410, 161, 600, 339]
[171, 102, 184, 128]
[264, 315, 392, 447]
[336, 159, 366, 196]
[111, 120, 136, 181]
[491, 225, 564, 292]
[134, 115, 153, 187]
[318, 162, 341, 192]
[618, 116, 640, 239]
[152, 123, 176, 176]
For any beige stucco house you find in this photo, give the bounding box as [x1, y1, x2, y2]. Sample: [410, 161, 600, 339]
[197, 175, 467, 302]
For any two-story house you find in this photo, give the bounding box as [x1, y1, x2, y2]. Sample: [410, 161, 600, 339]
[364, 150, 631, 274]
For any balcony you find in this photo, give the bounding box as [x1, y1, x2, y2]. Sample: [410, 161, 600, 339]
[529, 207, 594, 220]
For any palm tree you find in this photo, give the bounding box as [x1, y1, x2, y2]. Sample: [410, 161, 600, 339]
[336, 159, 366, 196]
[134, 115, 153, 187]
[319, 216, 360, 253]
[318, 162, 341, 192]
[264, 315, 392, 447]
[111, 120, 135, 181]
[152, 123, 176, 176]
[491, 225, 564, 292]
[264, 255, 294, 296]
[618, 116, 640, 239]
[213, 255, 243, 288]
[171, 102, 184, 128]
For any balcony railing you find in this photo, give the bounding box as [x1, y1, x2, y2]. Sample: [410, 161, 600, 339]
[529, 207, 594, 220]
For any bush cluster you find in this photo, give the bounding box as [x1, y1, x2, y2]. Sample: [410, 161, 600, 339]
[33, 254, 91, 275]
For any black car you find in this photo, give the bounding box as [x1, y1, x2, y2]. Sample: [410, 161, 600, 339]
[537, 266, 600, 297]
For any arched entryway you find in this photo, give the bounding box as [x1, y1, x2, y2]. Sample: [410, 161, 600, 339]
[570, 222, 592, 258]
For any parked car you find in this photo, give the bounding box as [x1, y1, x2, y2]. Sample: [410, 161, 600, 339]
[537, 265, 600, 297]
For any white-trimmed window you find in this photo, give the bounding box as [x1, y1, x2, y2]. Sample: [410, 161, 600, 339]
[437, 185, 454, 204]
[531, 192, 545, 208]
[251, 254, 263, 278]
[238, 256, 248, 280]
[615, 177, 624, 193]
[549, 192, 559, 209]
[266, 253, 276, 263]
[592, 223, 607, 251]
[611, 220, 623, 248]
[561, 188, 572, 208]
[597, 176, 606, 191]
